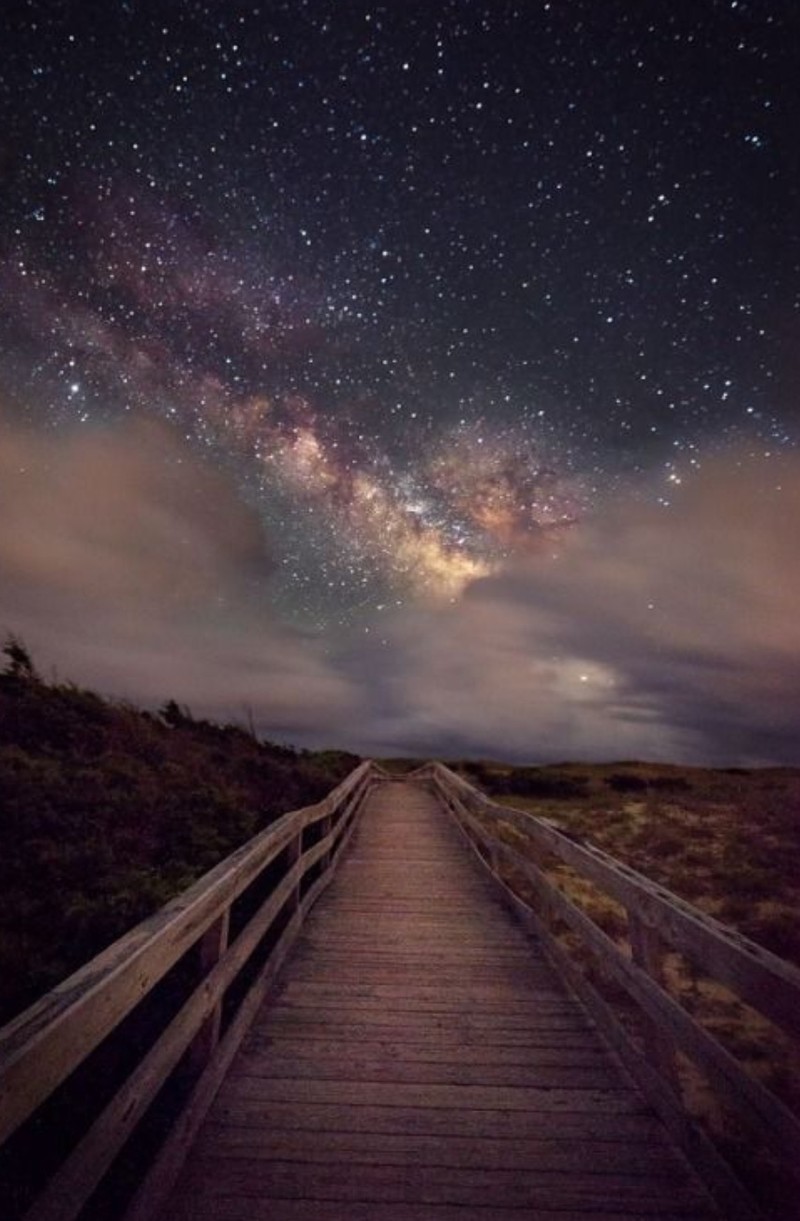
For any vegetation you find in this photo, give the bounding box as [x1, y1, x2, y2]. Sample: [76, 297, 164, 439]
[460, 758, 800, 966]
[0, 638, 359, 1025]
[375, 756, 429, 774]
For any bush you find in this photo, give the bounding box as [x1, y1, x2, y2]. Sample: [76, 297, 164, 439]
[489, 768, 589, 800]
[461, 760, 491, 786]
[606, 773, 648, 793]
[0, 641, 361, 1024]
[648, 776, 692, 792]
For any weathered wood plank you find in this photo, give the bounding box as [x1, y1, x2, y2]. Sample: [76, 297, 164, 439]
[286, 963, 550, 985]
[295, 944, 544, 963]
[262, 1003, 594, 1030]
[193, 1125, 684, 1172]
[240, 1035, 613, 1066]
[221, 1075, 647, 1113]
[301, 929, 525, 948]
[289, 946, 538, 965]
[210, 1097, 672, 1141]
[165, 1201, 715, 1221]
[171, 1158, 712, 1210]
[272, 981, 581, 1008]
[250, 1021, 606, 1048]
[232, 1055, 622, 1089]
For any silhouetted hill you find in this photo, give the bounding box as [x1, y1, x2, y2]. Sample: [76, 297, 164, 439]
[0, 638, 359, 1024]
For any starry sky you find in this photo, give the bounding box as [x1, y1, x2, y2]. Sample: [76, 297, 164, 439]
[1, 0, 799, 764]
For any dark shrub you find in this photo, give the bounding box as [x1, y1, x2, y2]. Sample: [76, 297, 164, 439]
[606, 773, 648, 793]
[489, 768, 589, 800]
[648, 776, 691, 792]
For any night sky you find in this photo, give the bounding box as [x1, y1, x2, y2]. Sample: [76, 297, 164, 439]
[1, 1, 799, 763]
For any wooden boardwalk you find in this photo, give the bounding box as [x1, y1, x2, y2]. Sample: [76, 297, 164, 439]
[162, 779, 720, 1221]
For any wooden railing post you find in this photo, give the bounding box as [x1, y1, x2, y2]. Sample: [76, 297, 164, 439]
[286, 828, 303, 913]
[187, 909, 230, 1073]
[628, 911, 679, 1090]
[319, 810, 333, 870]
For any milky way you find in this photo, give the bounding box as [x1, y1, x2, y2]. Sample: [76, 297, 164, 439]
[0, 173, 587, 620]
[1, 2, 799, 760]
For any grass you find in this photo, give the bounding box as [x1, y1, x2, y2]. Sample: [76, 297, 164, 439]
[461, 758, 800, 964]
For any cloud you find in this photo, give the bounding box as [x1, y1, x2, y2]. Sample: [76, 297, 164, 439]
[349, 451, 800, 764]
[1, 418, 797, 765]
[0, 415, 358, 735]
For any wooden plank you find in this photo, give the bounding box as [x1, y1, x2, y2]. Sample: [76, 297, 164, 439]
[251, 1020, 600, 1048]
[222, 1076, 647, 1113]
[261, 1003, 593, 1030]
[321, 899, 485, 911]
[170, 1158, 711, 1211]
[286, 1058, 622, 1090]
[232, 1053, 621, 1089]
[288, 947, 537, 965]
[295, 937, 537, 959]
[273, 982, 579, 1008]
[261, 989, 585, 1015]
[285, 962, 550, 983]
[164, 1200, 715, 1221]
[193, 1124, 683, 1172]
[304, 915, 517, 931]
[240, 1035, 613, 1066]
[316, 922, 512, 935]
[285, 965, 560, 986]
[209, 1098, 672, 1141]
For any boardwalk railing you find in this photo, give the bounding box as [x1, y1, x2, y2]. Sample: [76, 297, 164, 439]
[422, 760, 800, 1220]
[4, 758, 800, 1221]
[0, 760, 376, 1221]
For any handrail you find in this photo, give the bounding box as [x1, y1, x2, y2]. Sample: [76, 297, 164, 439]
[5, 757, 798, 1221]
[422, 760, 800, 1221]
[0, 759, 377, 1221]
